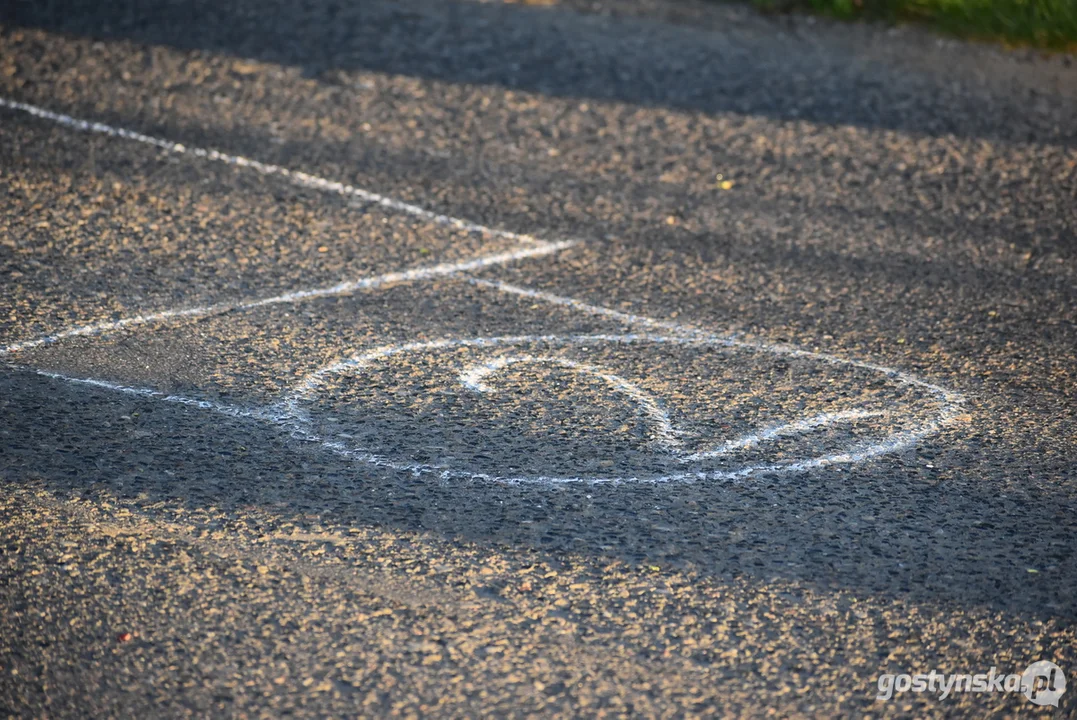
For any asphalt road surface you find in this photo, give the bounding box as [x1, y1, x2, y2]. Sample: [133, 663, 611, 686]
[1, 0, 1076, 716]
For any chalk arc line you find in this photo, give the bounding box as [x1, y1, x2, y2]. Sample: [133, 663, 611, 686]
[283, 330, 965, 484]
[679, 409, 888, 462]
[458, 354, 686, 449]
[467, 277, 967, 411]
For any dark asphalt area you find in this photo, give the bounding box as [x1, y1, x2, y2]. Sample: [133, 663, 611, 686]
[1, 0, 1076, 716]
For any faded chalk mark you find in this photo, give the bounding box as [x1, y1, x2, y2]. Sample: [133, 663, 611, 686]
[459, 354, 686, 449]
[0, 98, 967, 485]
[0, 97, 561, 244]
[2, 241, 575, 355]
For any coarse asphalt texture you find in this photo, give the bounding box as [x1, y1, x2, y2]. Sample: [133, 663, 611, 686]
[1, 0, 1076, 716]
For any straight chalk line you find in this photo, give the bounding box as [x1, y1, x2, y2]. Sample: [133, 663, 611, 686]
[1, 240, 576, 355]
[0, 97, 552, 243]
[0, 97, 966, 485]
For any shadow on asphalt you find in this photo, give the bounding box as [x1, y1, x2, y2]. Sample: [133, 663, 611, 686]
[2, 0, 1074, 626]
[1, 0, 1073, 147]
[2, 363, 1073, 625]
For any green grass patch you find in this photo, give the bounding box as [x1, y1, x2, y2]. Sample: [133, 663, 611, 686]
[752, 0, 1077, 50]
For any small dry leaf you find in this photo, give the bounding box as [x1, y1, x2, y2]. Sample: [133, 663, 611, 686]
[232, 61, 261, 76]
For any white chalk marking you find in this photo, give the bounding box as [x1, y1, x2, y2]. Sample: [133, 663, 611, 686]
[680, 409, 887, 462]
[0, 97, 967, 484]
[459, 354, 685, 449]
[0, 97, 579, 355]
[27, 368, 257, 418]
[0, 96, 558, 244]
[4, 280, 964, 485]
[9, 325, 961, 486]
[1, 240, 575, 355]
[467, 277, 708, 338]
[282, 331, 961, 484]
[470, 277, 966, 409]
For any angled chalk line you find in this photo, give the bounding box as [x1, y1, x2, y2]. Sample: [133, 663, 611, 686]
[0, 96, 554, 243]
[0, 97, 967, 484]
[0, 95, 578, 355]
[1, 240, 575, 355]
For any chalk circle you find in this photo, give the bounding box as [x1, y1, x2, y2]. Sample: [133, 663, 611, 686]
[278, 332, 957, 485]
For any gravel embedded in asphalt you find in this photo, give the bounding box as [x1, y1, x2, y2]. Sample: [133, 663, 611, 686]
[1, 1, 1075, 716]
